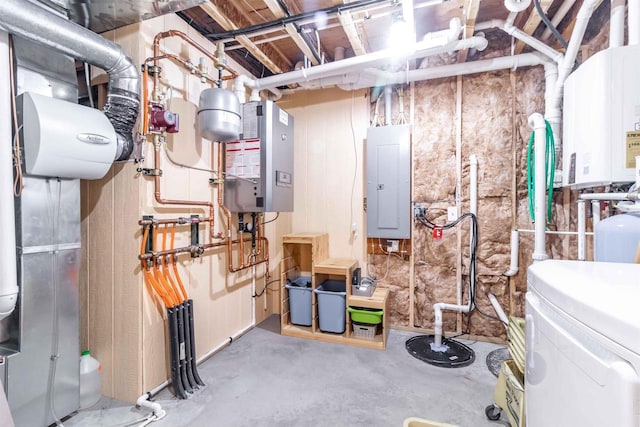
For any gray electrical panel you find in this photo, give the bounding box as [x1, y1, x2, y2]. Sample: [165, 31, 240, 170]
[224, 100, 294, 212]
[366, 125, 411, 239]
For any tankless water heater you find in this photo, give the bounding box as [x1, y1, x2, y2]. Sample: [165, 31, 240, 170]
[224, 100, 294, 212]
[562, 44, 640, 188]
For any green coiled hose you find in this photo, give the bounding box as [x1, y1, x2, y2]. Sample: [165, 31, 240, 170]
[527, 120, 555, 222]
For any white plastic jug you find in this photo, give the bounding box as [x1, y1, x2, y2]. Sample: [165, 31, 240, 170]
[79, 350, 101, 409]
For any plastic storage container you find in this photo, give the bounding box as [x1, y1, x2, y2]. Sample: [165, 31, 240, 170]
[352, 321, 377, 339]
[347, 306, 383, 324]
[595, 213, 640, 263]
[314, 280, 347, 333]
[284, 276, 312, 326]
[79, 350, 101, 409]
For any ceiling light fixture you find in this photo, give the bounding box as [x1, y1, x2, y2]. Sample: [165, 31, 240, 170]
[388, 0, 416, 54]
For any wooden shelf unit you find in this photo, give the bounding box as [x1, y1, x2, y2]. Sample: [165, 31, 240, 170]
[280, 233, 389, 350]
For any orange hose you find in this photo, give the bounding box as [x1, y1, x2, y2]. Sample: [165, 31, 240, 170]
[161, 225, 184, 304]
[140, 226, 172, 308]
[154, 227, 180, 306]
[170, 225, 188, 301]
[154, 227, 179, 306]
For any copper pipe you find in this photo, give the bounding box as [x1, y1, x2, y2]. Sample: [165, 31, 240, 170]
[138, 238, 252, 260]
[152, 30, 238, 80]
[153, 135, 216, 238]
[138, 216, 215, 226]
[215, 142, 269, 273]
[145, 53, 219, 86]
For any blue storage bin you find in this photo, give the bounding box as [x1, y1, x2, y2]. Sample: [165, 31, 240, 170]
[284, 276, 312, 326]
[314, 280, 346, 333]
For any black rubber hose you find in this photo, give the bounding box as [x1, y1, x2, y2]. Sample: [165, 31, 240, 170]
[168, 308, 188, 399]
[176, 304, 192, 394]
[187, 300, 205, 387]
[533, 0, 568, 50]
[180, 302, 198, 391]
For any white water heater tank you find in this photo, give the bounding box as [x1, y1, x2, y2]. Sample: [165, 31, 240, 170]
[562, 45, 640, 188]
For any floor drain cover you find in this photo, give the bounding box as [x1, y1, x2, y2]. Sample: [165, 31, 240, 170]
[406, 335, 475, 368]
[486, 347, 510, 377]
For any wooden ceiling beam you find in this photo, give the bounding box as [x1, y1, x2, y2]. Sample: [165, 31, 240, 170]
[337, 10, 367, 56]
[457, 0, 480, 63]
[200, 1, 291, 75]
[514, 0, 554, 54]
[262, 0, 320, 65]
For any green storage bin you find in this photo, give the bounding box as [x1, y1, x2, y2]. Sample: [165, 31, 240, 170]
[347, 306, 383, 324]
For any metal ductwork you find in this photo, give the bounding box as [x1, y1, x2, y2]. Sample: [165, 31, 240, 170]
[0, 0, 141, 161]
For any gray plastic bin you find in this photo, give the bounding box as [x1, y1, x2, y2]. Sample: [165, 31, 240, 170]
[284, 276, 312, 326]
[314, 280, 347, 333]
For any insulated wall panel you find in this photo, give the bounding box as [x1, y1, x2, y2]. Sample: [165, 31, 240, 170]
[366, 125, 410, 239]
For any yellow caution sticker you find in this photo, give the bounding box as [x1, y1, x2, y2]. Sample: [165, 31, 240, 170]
[626, 131, 640, 168]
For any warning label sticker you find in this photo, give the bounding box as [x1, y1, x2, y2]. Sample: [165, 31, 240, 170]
[226, 139, 261, 179]
[626, 131, 640, 168]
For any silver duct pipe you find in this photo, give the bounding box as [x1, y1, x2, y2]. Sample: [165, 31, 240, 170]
[0, 0, 141, 161]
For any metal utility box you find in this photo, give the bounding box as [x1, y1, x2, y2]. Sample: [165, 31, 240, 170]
[366, 125, 411, 239]
[224, 100, 294, 212]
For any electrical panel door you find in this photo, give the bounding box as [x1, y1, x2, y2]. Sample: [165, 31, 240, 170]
[366, 125, 411, 239]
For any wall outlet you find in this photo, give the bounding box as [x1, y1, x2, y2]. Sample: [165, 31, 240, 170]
[388, 240, 399, 252]
[447, 207, 458, 221]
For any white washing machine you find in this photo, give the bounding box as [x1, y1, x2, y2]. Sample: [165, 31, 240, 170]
[526, 260, 640, 427]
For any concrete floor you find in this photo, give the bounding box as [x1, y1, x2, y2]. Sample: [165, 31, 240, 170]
[65, 316, 508, 427]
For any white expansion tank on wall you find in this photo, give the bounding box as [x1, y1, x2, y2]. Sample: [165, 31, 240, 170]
[563, 44, 640, 188]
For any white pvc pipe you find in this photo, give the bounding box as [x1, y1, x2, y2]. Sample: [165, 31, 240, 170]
[630, 0, 640, 46]
[433, 302, 471, 347]
[487, 293, 509, 329]
[0, 31, 19, 321]
[419, 17, 462, 68]
[529, 113, 548, 262]
[578, 199, 586, 261]
[254, 36, 488, 90]
[541, 0, 578, 41]
[517, 228, 593, 236]
[591, 199, 600, 260]
[579, 193, 630, 201]
[504, 230, 519, 276]
[503, 23, 564, 63]
[543, 62, 561, 155]
[136, 393, 167, 420]
[610, 0, 626, 49]
[554, 0, 599, 103]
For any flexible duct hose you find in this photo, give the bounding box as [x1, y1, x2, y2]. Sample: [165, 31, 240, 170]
[527, 120, 555, 222]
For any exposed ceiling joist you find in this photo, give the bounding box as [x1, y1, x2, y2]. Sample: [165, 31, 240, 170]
[263, 0, 320, 65]
[337, 10, 368, 56]
[457, 0, 480, 63]
[559, 0, 604, 48]
[514, 0, 553, 54]
[200, 1, 291, 75]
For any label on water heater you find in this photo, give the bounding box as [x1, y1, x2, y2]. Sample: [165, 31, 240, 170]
[626, 131, 640, 168]
[226, 139, 261, 179]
